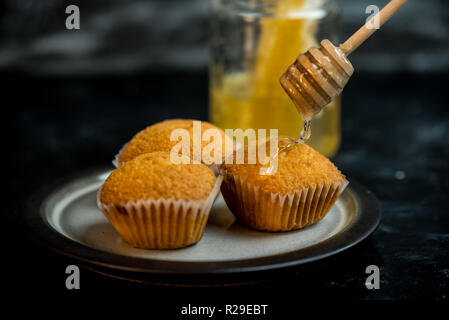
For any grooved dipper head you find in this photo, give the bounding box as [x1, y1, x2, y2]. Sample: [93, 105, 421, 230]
[280, 40, 354, 120]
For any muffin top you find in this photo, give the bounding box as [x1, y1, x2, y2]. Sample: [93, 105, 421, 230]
[100, 152, 216, 204]
[118, 119, 233, 165]
[223, 142, 344, 195]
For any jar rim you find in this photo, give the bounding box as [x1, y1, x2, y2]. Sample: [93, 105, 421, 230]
[211, 0, 338, 13]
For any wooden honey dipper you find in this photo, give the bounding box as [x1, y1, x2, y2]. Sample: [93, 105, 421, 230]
[280, 0, 408, 121]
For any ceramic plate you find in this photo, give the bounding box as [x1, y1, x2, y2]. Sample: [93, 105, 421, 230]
[22, 168, 380, 280]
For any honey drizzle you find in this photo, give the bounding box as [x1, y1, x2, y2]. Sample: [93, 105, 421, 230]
[259, 120, 311, 175]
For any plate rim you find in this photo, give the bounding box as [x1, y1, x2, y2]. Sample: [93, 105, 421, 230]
[21, 167, 381, 275]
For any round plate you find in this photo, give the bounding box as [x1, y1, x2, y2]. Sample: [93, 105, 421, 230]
[22, 168, 380, 278]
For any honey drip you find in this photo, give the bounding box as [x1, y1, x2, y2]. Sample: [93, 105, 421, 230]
[260, 120, 311, 175]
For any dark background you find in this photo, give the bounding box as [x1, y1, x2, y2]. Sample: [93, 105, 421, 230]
[1, 0, 448, 74]
[2, 0, 449, 308]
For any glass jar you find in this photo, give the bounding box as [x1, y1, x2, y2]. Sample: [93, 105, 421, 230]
[209, 0, 341, 157]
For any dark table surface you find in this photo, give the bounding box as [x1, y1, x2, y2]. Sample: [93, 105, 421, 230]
[4, 70, 449, 306]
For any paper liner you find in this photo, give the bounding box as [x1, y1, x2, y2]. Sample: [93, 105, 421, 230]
[97, 175, 223, 249]
[112, 142, 128, 168]
[220, 172, 348, 232]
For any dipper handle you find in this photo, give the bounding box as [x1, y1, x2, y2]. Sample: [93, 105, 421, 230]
[340, 0, 408, 56]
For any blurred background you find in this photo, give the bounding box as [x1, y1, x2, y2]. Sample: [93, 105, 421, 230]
[0, 0, 448, 74]
[3, 0, 449, 299]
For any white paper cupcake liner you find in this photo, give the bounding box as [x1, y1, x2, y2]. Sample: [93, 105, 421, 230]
[221, 172, 348, 232]
[112, 142, 128, 168]
[97, 174, 223, 249]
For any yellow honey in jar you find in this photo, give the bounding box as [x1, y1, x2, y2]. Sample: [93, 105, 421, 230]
[210, 73, 340, 157]
[210, 0, 341, 157]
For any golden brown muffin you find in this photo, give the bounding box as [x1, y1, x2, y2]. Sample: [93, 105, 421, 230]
[117, 119, 234, 166]
[101, 152, 216, 203]
[223, 142, 345, 194]
[98, 152, 222, 249]
[221, 142, 347, 232]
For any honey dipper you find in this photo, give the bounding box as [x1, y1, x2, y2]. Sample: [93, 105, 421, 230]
[280, 0, 408, 121]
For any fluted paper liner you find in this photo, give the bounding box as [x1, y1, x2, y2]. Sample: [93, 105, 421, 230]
[220, 172, 348, 232]
[97, 175, 223, 249]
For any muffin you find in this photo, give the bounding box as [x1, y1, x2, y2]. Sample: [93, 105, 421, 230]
[98, 151, 223, 249]
[115, 119, 234, 167]
[220, 142, 347, 232]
